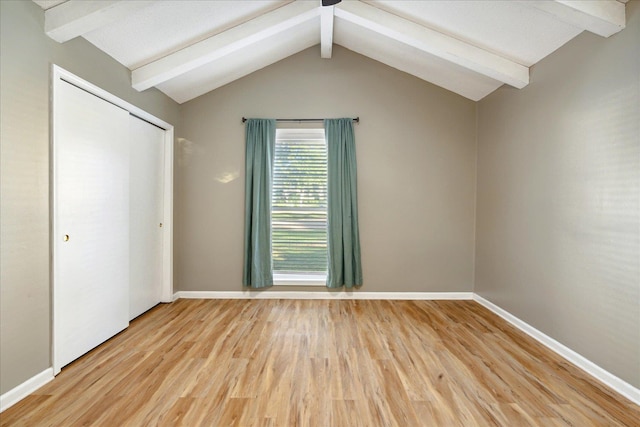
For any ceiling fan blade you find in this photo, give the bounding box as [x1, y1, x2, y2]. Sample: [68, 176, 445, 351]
[322, 0, 342, 6]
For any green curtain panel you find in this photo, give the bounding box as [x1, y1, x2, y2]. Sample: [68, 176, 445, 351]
[243, 119, 276, 288]
[325, 118, 363, 288]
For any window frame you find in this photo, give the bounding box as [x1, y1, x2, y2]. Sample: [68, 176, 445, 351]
[272, 128, 327, 287]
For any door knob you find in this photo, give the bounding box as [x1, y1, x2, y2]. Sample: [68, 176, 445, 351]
[63, 234, 70, 242]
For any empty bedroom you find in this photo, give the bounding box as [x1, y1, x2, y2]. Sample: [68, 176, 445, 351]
[0, 0, 638, 425]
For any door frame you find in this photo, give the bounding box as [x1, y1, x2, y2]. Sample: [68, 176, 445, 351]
[50, 65, 174, 374]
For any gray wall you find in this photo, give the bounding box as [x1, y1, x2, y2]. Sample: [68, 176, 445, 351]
[0, 1, 180, 394]
[475, 2, 639, 388]
[177, 46, 477, 293]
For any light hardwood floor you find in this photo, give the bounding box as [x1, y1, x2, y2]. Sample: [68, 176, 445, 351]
[1, 299, 638, 426]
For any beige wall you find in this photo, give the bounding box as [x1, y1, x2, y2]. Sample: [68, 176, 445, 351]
[177, 46, 477, 293]
[0, 1, 180, 394]
[475, 2, 639, 388]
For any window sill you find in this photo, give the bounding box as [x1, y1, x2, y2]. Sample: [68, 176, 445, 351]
[273, 273, 327, 287]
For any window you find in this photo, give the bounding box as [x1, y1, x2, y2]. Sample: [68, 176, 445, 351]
[272, 129, 327, 284]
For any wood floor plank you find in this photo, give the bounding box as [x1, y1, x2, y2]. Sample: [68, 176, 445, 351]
[2, 299, 638, 426]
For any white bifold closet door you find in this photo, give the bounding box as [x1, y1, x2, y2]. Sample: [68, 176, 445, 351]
[54, 81, 130, 369]
[129, 116, 165, 320]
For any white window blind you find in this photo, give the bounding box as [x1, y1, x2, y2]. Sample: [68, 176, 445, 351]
[272, 129, 327, 276]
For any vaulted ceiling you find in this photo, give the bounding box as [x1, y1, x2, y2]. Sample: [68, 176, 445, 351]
[33, 0, 627, 104]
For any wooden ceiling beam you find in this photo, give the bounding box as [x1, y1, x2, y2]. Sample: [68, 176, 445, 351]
[335, 1, 529, 89]
[320, 5, 335, 59]
[524, 0, 625, 38]
[132, 1, 319, 92]
[45, 0, 155, 43]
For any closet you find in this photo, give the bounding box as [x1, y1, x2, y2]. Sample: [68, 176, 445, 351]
[129, 115, 166, 320]
[51, 67, 173, 373]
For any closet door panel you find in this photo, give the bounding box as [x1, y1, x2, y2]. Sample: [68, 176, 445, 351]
[129, 116, 165, 320]
[54, 81, 130, 369]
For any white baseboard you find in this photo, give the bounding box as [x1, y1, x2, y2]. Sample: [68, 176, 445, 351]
[0, 368, 54, 413]
[174, 291, 474, 300]
[473, 294, 640, 406]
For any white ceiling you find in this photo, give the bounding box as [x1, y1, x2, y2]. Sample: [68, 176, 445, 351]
[33, 0, 627, 104]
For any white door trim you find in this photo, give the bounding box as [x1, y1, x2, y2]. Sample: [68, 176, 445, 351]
[50, 65, 174, 374]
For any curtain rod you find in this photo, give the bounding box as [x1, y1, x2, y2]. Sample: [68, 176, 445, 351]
[242, 117, 359, 124]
